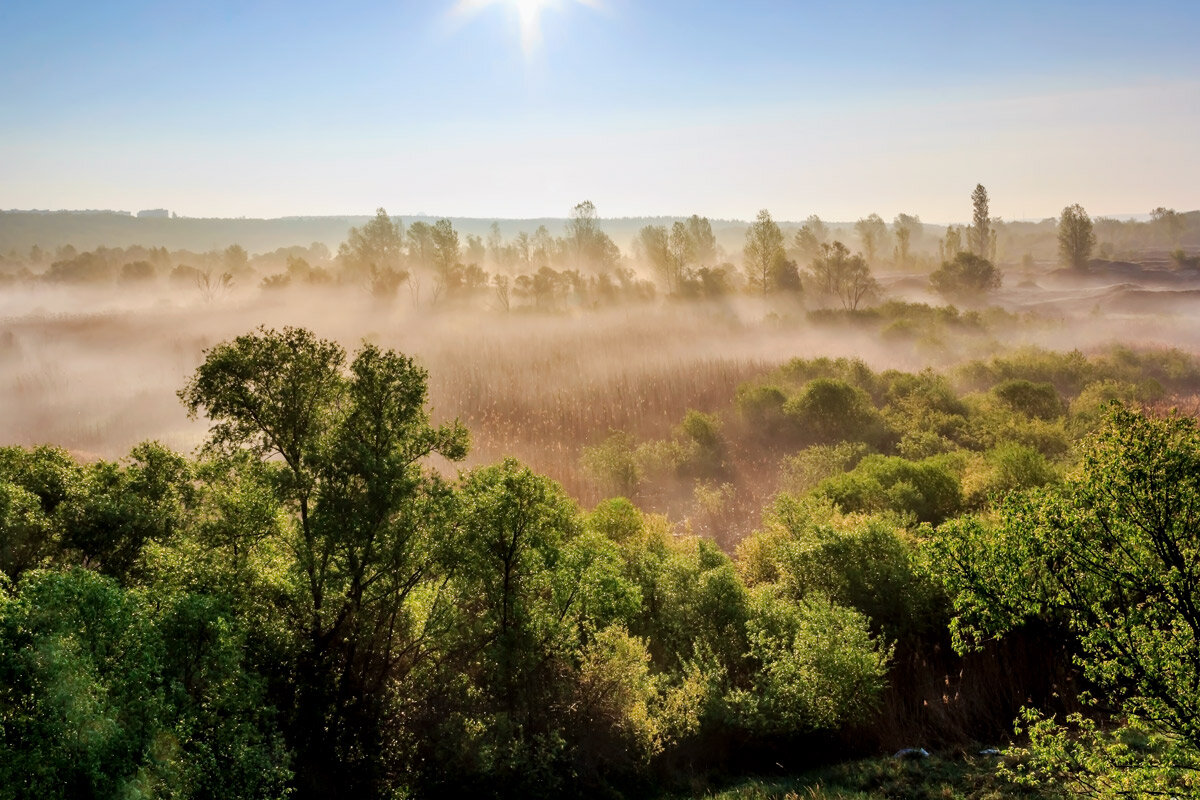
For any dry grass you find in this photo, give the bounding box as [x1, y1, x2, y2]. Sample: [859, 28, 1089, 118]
[0, 287, 789, 530]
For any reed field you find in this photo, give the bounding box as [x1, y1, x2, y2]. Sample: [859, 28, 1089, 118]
[4, 274, 1200, 546]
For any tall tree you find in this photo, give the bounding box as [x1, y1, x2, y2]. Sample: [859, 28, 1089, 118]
[486, 221, 505, 267]
[809, 241, 878, 310]
[686, 214, 718, 266]
[894, 227, 911, 268]
[792, 214, 828, 264]
[405, 221, 435, 271]
[464, 233, 485, 265]
[1151, 207, 1185, 246]
[224, 243, 249, 275]
[1057, 204, 1096, 271]
[339, 208, 405, 280]
[564, 200, 619, 272]
[531, 225, 555, 268]
[635, 225, 672, 291]
[854, 213, 888, 264]
[669, 221, 694, 290]
[743, 209, 786, 295]
[968, 184, 990, 258]
[430, 219, 461, 273]
[892, 213, 922, 268]
[940, 225, 963, 263]
[511, 231, 530, 269]
[178, 327, 468, 798]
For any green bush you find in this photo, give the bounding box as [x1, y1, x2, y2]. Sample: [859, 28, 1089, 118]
[735, 383, 790, 440]
[729, 587, 891, 734]
[954, 348, 1095, 397]
[991, 379, 1064, 420]
[581, 430, 641, 497]
[739, 495, 945, 641]
[962, 443, 1058, 509]
[929, 252, 1001, 296]
[815, 454, 963, 524]
[0, 568, 290, 800]
[779, 442, 870, 495]
[963, 392, 1073, 457]
[777, 357, 881, 398]
[1068, 379, 1160, 436]
[620, 410, 731, 488]
[882, 370, 971, 456]
[783, 378, 892, 448]
[676, 409, 729, 479]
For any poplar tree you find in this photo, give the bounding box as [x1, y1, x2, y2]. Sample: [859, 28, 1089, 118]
[969, 184, 990, 258]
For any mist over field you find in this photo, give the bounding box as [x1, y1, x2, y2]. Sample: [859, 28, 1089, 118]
[3, 202, 1199, 543]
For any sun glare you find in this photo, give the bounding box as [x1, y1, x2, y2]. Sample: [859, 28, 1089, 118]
[454, 0, 597, 55]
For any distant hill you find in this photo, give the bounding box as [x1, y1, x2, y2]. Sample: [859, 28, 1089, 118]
[0, 210, 861, 258]
[0, 210, 758, 256]
[18, 209, 1176, 261]
[0, 211, 374, 255]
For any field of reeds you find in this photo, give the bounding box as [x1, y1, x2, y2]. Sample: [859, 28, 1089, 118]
[3, 278, 1200, 546]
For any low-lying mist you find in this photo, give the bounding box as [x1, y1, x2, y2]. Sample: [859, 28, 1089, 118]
[4, 273, 1200, 542]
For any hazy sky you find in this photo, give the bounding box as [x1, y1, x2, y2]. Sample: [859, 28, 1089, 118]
[2, 0, 1197, 222]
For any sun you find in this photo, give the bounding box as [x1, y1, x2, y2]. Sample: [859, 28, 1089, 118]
[509, 0, 554, 51]
[454, 0, 597, 55]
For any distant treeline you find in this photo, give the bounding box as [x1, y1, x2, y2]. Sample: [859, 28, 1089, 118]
[3, 197, 1199, 314]
[0, 209, 752, 259]
[4, 202, 1197, 267]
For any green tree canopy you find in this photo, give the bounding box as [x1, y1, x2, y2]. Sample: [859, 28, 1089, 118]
[1057, 203, 1096, 271]
[178, 326, 468, 797]
[808, 241, 878, 310]
[933, 407, 1200, 789]
[929, 251, 1001, 297]
[338, 208, 405, 280]
[743, 209, 786, 295]
[853, 213, 888, 264]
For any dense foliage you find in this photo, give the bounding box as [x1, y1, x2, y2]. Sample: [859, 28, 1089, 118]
[3, 326, 1199, 798]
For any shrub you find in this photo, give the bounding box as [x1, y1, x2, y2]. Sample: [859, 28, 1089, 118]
[729, 587, 891, 734]
[43, 251, 116, 283]
[676, 409, 729, 479]
[1068, 379, 1160, 436]
[929, 252, 1001, 296]
[735, 383, 790, 440]
[962, 443, 1058, 509]
[739, 495, 944, 640]
[260, 273, 291, 290]
[991, 379, 1064, 420]
[815, 454, 963, 524]
[777, 357, 881, 398]
[779, 442, 870, 495]
[581, 430, 641, 498]
[119, 260, 156, 282]
[783, 378, 892, 448]
[954, 348, 1095, 397]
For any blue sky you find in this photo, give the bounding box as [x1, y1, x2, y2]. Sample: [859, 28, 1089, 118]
[2, 0, 1197, 222]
